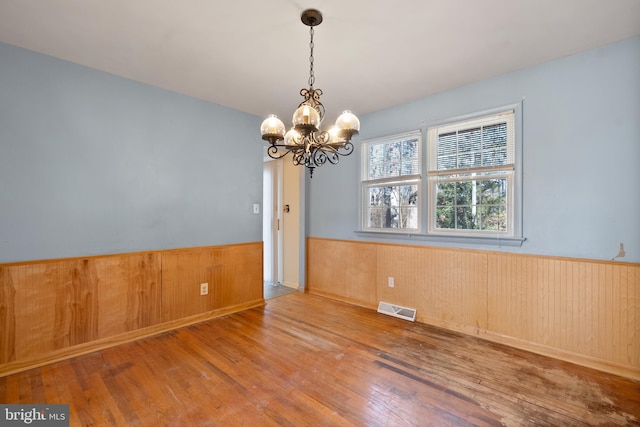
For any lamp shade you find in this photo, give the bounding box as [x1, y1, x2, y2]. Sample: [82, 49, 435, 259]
[292, 105, 320, 128]
[261, 115, 286, 138]
[335, 110, 360, 132]
[328, 126, 344, 144]
[284, 128, 302, 146]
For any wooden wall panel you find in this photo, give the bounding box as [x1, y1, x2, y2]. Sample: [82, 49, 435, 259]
[377, 245, 488, 332]
[627, 266, 640, 367]
[2, 255, 161, 363]
[487, 255, 640, 370]
[161, 247, 225, 321]
[306, 238, 377, 307]
[95, 253, 162, 338]
[161, 243, 262, 322]
[0, 266, 16, 363]
[217, 243, 263, 308]
[12, 260, 100, 359]
[307, 237, 640, 379]
[0, 243, 264, 376]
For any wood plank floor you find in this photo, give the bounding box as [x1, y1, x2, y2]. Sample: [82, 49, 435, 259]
[1, 292, 639, 426]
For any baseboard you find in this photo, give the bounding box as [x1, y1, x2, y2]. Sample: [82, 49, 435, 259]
[281, 281, 299, 290]
[306, 289, 377, 310]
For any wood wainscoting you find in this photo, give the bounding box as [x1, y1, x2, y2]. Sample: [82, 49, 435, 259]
[0, 242, 263, 377]
[306, 237, 640, 380]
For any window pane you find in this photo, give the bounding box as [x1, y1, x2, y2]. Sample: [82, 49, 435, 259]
[368, 187, 383, 206]
[479, 205, 507, 231]
[456, 206, 476, 230]
[436, 182, 455, 206]
[394, 206, 418, 229]
[383, 142, 401, 177]
[478, 179, 507, 204]
[368, 144, 384, 179]
[434, 178, 508, 232]
[458, 127, 481, 153]
[368, 207, 388, 228]
[482, 123, 507, 166]
[458, 152, 481, 168]
[401, 138, 419, 175]
[438, 132, 456, 156]
[366, 184, 418, 230]
[482, 148, 507, 167]
[436, 120, 511, 171]
[367, 135, 420, 180]
[438, 155, 456, 170]
[435, 206, 454, 229]
[455, 181, 473, 205]
[482, 123, 507, 150]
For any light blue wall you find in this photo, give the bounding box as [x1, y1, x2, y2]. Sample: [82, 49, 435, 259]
[308, 37, 640, 263]
[0, 42, 263, 263]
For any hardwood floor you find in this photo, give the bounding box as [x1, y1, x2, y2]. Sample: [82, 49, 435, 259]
[1, 292, 638, 426]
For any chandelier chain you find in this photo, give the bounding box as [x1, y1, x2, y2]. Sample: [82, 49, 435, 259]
[308, 26, 315, 88]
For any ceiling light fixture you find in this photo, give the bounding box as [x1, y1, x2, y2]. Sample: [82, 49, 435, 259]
[260, 9, 360, 178]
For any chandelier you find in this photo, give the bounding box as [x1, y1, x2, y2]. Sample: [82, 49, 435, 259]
[260, 9, 360, 177]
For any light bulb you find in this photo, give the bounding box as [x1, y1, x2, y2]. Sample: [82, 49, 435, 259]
[293, 105, 320, 128]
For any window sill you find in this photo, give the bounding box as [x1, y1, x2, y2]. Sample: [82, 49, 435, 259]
[354, 230, 526, 247]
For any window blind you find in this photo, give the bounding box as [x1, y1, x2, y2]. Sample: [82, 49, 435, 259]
[428, 111, 514, 173]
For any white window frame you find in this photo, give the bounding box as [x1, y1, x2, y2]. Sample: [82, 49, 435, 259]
[356, 102, 524, 246]
[427, 108, 518, 237]
[360, 130, 422, 233]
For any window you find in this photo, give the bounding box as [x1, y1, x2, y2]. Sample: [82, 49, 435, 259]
[358, 105, 522, 245]
[361, 131, 421, 232]
[427, 110, 515, 236]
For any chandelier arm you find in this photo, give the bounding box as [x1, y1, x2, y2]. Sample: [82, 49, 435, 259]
[310, 148, 327, 167]
[311, 146, 337, 167]
[292, 150, 308, 167]
[315, 129, 330, 144]
[316, 140, 354, 156]
[337, 141, 355, 157]
[266, 144, 301, 160]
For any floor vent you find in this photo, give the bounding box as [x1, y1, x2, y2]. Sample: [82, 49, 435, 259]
[377, 301, 417, 322]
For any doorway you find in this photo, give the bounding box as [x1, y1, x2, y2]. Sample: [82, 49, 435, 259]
[263, 159, 283, 287]
[263, 159, 301, 299]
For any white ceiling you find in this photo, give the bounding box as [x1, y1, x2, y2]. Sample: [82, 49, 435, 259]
[1, 0, 639, 124]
